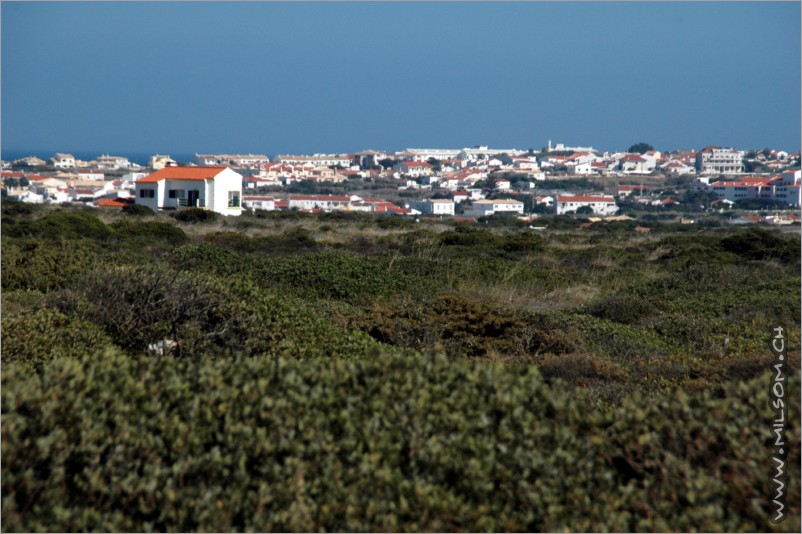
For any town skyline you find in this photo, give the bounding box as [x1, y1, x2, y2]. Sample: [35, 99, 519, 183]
[2, 2, 801, 155]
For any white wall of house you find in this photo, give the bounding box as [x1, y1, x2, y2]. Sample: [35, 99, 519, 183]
[207, 168, 243, 215]
[555, 196, 618, 216]
[408, 199, 455, 216]
[243, 197, 276, 210]
[135, 181, 163, 211]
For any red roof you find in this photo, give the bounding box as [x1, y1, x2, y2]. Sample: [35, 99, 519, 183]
[621, 154, 646, 162]
[556, 195, 616, 203]
[138, 166, 226, 183]
[2, 172, 25, 179]
[96, 197, 132, 208]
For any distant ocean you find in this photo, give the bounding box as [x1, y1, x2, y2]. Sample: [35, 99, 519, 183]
[1, 150, 198, 166]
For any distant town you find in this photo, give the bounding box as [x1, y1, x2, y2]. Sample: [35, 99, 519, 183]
[3, 141, 801, 226]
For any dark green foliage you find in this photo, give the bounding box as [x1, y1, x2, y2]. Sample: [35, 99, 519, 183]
[256, 250, 411, 303]
[1, 306, 114, 371]
[53, 264, 232, 354]
[2, 352, 798, 532]
[720, 228, 799, 263]
[3, 205, 801, 532]
[171, 208, 219, 224]
[627, 142, 655, 154]
[121, 203, 155, 216]
[1, 199, 40, 220]
[1, 238, 100, 292]
[3, 209, 112, 240]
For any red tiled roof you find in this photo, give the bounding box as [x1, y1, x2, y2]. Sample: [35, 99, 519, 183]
[96, 197, 132, 208]
[138, 166, 226, 183]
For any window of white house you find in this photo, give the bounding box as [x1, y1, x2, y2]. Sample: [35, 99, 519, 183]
[228, 191, 240, 207]
[139, 189, 155, 198]
[168, 189, 185, 199]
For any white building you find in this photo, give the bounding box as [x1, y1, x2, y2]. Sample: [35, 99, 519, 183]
[395, 161, 434, 178]
[618, 154, 655, 174]
[51, 153, 75, 169]
[554, 195, 618, 216]
[194, 154, 270, 167]
[134, 166, 243, 216]
[696, 147, 745, 174]
[464, 199, 525, 218]
[407, 199, 455, 216]
[288, 194, 351, 211]
[149, 154, 176, 170]
[274, 154, 350, 168]
[566, 162, 593, 175]
[242, 195, 276, 211]
[95, 155, 131, 170]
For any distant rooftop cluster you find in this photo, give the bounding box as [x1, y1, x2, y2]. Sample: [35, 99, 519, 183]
[2, 142, 799, 224]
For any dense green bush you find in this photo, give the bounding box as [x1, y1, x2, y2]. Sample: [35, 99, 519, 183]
[121, 203, 155, 216]
[1, 238, 101, 292]
[3, 351, 798, 532]
[0, 307, 114, 371]
[110, 221, 189, 246]
[720, 228, 800, 263]
[172, 208, 219, 224]
[3, 209, 112, 240]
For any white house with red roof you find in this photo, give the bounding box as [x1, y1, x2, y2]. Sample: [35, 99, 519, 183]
[134, 166, 243, 215]
[554, 195, 618, 216]
[699, 171, 800, 206]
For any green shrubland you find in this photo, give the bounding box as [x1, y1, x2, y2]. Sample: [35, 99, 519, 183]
[2, 204, 800, 531]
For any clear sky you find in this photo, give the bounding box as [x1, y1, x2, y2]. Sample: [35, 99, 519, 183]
[2, 1, 800, 157]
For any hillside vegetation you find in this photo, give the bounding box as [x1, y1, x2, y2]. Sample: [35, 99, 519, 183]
[2, 201, 800, 532]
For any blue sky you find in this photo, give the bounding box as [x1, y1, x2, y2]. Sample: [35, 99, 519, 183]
[2, 1, 800, 156]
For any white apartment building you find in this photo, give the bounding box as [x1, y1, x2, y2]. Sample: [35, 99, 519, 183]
[554, 195, 619, 216]
[274, 154, 351, 168]
[395, 161, 434, 178]
[194, 154, 270, 167]
[242, 195, 276, 211]
[464, 199, 525, 218]
[696, 147, 745, 174]
[407, 199, 455, 216]
[95, 155, 131, 170]
[287, 194, 351, 211]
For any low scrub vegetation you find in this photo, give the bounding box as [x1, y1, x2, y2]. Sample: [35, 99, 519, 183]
[2, 201, 800, 531]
